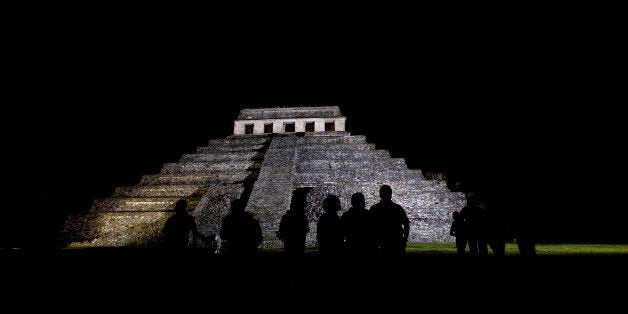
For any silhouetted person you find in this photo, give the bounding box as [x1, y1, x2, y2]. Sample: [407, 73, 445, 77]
[341, 192, 377, 256]
[161, 199, 205, 249]
[460, 200, 488, 256]
[219, 199, 263, 255]
[450, 211, 467, 255]
[369, 185, 410, 256]
[485, 206, 506, 256]
[277, 189, 310, 256]
[514, 209, 536, 256]
[316, 194, 343, 256]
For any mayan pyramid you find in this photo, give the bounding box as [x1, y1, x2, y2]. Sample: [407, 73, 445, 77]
[59, 106, 466, 248]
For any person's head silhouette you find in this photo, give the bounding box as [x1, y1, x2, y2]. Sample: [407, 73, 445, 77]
[351, 192, 365, 209]
[379, 185, 392, 201]
[290, 188, 309, 213]
[452, 211, 460, 220]
[323, 195, 341, 214]
[174, 199, 187, 214]
[230, 198, 245, 214]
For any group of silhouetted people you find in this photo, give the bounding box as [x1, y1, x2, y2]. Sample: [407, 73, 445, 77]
[450, 199, 535, 256]
[449, 202, 498, 256]
[278, 184, 410, 257]
[450, 200, 508, 256]
[162, 185, 411, 257]
[161, 198, 262, 255]
[161, 185, 534, 257]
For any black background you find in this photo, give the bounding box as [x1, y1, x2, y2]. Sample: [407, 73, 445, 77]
[4, 7, 626, 247]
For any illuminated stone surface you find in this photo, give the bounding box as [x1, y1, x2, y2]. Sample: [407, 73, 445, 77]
[234, 106, 346, 135]
[59, 106, 466, 248]
[246, 132, 467, 249]
[59, 136, 265, 247]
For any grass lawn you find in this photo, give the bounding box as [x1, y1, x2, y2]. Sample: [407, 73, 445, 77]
[258, 242, 628, 256]
[56, 242, 628, 256]
[405, 242, 628, 255]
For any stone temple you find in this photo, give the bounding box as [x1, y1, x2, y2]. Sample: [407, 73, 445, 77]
[59, 106, 466, 248]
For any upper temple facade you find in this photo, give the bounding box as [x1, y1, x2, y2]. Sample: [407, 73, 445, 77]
[233, 106, 346, 135]
[58, 105, 466, 248]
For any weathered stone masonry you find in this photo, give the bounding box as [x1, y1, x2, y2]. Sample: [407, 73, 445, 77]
[59, 106, 466, 248]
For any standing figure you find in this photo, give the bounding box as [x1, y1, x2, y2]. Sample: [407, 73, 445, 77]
[369, 185, 410, 256]
[277, 189, 310, 256]
[316, 194, 343, 256]
[161, 199, 205, 248]
[485, 206, 506, 256]
[219, 198, 263, 255]
[450, 211, 467, 255]
[341, 192, 377, 256]
[461, 199, 488, 256]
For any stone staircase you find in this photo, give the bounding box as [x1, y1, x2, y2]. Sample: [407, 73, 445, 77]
[245, 132, 467, 249]
[59, 131, 466, 248]
[59, 135, 272, 247]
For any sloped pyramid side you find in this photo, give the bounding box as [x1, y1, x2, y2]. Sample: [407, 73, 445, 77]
[58, 135, 272, 247]
[246, 132, 467, 249]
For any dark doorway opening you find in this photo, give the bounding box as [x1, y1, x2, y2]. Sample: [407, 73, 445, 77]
[285, 122, 295, 132]
[305, 122, 315, 132]
[325, 122, 335, 132]
[245, 124, 254, 134]
[264, 123, 273, 134]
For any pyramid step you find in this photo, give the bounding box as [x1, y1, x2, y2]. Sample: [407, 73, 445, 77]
[197, 145, 267, 153]
[206, 140, 270, 148]
[271, 131, 351, 137]
[295, 169, 425, 183]
[295, 179, 437, 191]
[304, 132, 361, 138]
[62, 211, 172, 247]
[225, 134, 273, 142]
[179, 151, 262, 163]
[139, 171, 256, 185]
[206, 139, 270, 148]
[114, 185, 209, 197]
[212, 134, 272, 146]
[301, 131, 351, 137]
[295, 167, 415, 176]
[293, 143, 377, 151]
[296, 158, 407, 171]
[299, 135, 366, 144]
[320, 179, 447, 190]
[160, 161, 261, 173]
[296, 149, 390, 160]
[295, 156, 396, 165]
[121, 184, 244, 197]
[92, 197, 202, 212]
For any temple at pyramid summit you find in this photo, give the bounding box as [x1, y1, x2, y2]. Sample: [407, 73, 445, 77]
[59, 106, 467, 248]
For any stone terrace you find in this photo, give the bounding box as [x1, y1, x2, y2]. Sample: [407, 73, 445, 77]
[59, 106, 466, 249]
[58, 135, 271, 247]
[246, 132, 466, 248]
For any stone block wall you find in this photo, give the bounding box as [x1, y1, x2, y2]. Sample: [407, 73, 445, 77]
[246, 132, 466, 249]
[59, 130, 466, 249]
[59, 135, 271, 247]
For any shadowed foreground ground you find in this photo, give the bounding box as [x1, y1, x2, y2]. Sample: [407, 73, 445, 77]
[3, 247, 627, 304]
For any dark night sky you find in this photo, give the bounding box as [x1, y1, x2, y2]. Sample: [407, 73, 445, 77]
[5, 9, 626, 247]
